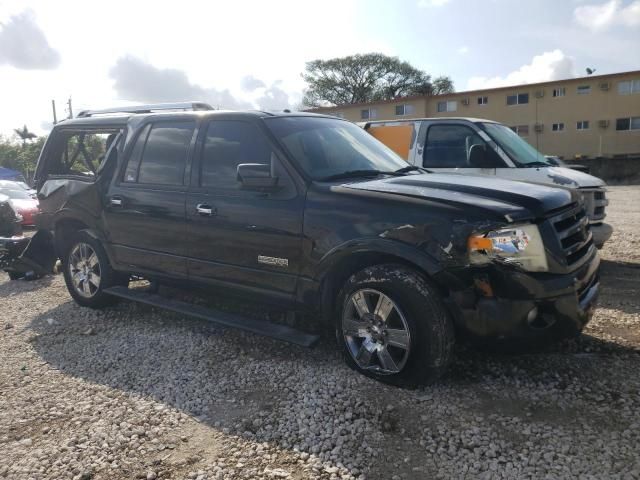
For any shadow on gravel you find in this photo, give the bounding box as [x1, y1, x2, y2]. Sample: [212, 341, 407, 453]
[26, 296, 640, 397]
[0, 274, 55, 298]
[597, 259, 640, 315]
[23, 293, 640, 478]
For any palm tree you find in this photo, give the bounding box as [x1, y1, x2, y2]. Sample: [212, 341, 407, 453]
[14, 125, 37, 147]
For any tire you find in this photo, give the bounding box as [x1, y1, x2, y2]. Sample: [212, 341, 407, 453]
[62, 231, 126, 308]
[335, 264, 455, 388]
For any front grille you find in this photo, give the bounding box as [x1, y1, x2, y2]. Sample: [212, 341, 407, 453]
[549, 203, 594, 269]
[580, 188, 608, 223]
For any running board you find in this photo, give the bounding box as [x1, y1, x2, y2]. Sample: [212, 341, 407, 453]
[103, 286, 320, 348]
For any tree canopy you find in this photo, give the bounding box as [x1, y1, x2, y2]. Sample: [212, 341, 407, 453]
[302, 53, 455, 107]
[0, 133, 45, 182]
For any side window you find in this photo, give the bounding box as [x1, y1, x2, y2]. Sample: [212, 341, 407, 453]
[123, 125, 150, 182]
[200, 121, 272, 189]
[423, 124, 502, 168]
[135, 121, 195, 185]
[47, 130, 123, 178]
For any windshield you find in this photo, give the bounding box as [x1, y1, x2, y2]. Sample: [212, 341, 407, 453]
[265, 117, 407, 180]
[0, 188, 31, 200]
[479, 122, 550, 167]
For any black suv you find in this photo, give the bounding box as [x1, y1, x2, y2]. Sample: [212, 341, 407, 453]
[31, 103, 600, 386]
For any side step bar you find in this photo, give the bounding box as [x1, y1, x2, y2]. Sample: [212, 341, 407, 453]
[103, 286, 320, 348]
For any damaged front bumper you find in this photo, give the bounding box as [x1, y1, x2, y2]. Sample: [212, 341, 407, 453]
[444, 251, 600, 344]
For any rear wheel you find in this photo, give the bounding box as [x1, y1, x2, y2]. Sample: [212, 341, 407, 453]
[336, 264, 455, 387]
[62, 231, 126, 308]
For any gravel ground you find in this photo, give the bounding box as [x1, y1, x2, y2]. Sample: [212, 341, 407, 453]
[1, 186, 639, 480]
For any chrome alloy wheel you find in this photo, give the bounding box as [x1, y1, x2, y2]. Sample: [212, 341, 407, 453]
[342, 289, 411, 374]
[68, 242, 101, 298]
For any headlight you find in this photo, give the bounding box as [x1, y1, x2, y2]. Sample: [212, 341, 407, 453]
[468, 224, 548, 272]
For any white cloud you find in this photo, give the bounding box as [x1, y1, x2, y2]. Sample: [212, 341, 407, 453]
[109, 57, 297, 112]
[418, 0, 451, 7]
[255, 81, 293, 111]
[110, 56, 252, 109]
[0, 10, 60, 69]
[574, 0, 640, 31]
[457, 46, 469, 55]
[241, 75, 266, 92]
[467, 49, 576, 90]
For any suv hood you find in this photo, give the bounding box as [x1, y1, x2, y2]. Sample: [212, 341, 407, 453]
[342, 173, 577, 220]
[543, 166, 605, 188]
[499, 166, 606, 189]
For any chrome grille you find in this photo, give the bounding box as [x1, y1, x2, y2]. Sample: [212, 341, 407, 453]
[549, 203, 594, 269]
[580, 188, 608, 224]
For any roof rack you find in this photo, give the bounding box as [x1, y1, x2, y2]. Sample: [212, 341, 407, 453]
[76, 102, 214, 118]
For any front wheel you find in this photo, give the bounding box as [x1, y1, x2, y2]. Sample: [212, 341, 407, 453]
[62, 231, 125, 308]
[336, 264, 455, 388]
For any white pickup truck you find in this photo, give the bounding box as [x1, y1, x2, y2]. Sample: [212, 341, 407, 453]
[363, 117, 613, 248]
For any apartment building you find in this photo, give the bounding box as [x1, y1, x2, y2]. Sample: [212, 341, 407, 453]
[308, 70, 640, 159]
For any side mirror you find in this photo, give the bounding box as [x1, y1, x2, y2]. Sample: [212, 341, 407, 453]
[237, 163, 280, 190]
[468, 144, 492, 168]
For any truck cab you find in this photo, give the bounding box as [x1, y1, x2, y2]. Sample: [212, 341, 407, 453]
[364, 118, 613, 248]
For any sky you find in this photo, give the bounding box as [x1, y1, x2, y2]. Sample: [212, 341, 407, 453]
[0, 0, 638, 137]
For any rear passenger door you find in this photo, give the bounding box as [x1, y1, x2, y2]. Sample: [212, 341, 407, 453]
[418, 123, 502, 176]
[104, 119, 196, 277]
[185, 118, 304, 302]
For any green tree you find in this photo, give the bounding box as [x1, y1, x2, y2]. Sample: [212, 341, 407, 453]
[0, 135, 46, 182]
[302, 53, 454, 107]
[13, 125, 37, 147]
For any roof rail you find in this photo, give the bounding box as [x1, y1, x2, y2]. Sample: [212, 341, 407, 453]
[76, 102, 214, 118]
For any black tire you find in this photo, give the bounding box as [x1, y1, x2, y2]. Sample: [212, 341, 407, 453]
[335, 264, 454, 388]
[62, 231, 126, 308]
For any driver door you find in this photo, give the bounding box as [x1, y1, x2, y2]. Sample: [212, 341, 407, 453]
[185, 118, 304, 302]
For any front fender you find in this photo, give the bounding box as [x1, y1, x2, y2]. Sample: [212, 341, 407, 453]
[314, 237, 445, 281]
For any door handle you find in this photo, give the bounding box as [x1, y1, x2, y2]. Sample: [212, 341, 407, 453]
[196, 204, 216, 216]
[110, 196, 123, 207]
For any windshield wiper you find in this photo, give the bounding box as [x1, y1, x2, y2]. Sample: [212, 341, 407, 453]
[523, 161, 551, 168]
[395, 165, 432, 174]
[319, 169, 405, 182]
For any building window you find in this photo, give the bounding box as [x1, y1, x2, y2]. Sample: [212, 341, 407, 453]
[577, 85, 591, 95]
[477, 96, 488, 105]
[506, 93, 529, 105]
[437, 101, 457, 113]
[552, 123, 565, 132]
[618, 80, 640, 95]
[616, 117, 640, 131]
[360, 108, 377, 120]
[552, 87, 566, 97]
[510, 125, 529, 136]
[577, 120, 589, 130]
[333, 112, 345, 119]
[395, 104, 416, 116]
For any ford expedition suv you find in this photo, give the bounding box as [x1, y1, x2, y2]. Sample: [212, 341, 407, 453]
[364, 118, 613, 248]
[30, 103, 600, 387]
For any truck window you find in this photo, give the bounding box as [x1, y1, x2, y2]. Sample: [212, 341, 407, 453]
[200, 121, 272, 189]
[123, 125, 151, 183]
[135, 121, 195, 185]
[45, 130, 122, 178]
[423, 124, 500, 168]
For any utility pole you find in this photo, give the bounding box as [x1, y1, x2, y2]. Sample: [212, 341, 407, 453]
[67, 97, 73, 119]
[51, 99, 58, 125]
